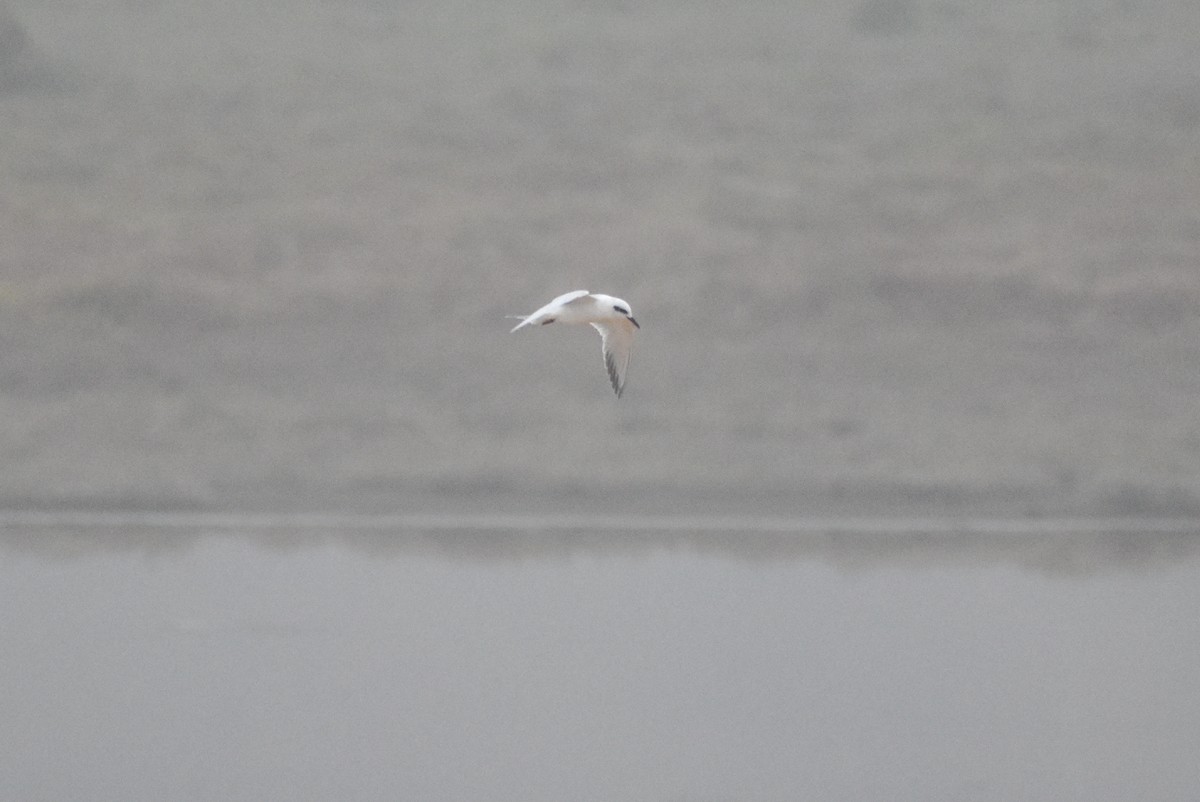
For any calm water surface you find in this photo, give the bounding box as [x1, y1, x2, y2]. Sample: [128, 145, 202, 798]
[2, 520, 1198, 802]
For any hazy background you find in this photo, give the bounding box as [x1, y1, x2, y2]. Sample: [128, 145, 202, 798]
[4, 5, 1200, 798]
[2, 0, 1199, 517]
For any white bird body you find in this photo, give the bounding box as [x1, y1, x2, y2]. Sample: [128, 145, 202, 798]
[509, 290, 640, 397]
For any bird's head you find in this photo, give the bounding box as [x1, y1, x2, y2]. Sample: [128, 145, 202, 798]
[606, 296, 639, 329]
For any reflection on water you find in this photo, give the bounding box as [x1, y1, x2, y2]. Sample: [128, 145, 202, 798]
[2, 516, 1199, 802]
[2, 512, 1198, 574]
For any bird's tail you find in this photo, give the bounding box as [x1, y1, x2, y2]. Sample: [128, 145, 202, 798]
[506, 314, 532, 333]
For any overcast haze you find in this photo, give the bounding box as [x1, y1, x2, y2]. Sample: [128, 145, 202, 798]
[2, 2, 1200, 800]
[2, 0, 1198, 516]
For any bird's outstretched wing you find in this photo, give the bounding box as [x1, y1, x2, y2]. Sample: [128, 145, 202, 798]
[549, 289, 591, 308]
[509, 290, 590, 332]
[590, 319, 636, 397]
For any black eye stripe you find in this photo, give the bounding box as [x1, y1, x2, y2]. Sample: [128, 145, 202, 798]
[613, 305, 629, 315]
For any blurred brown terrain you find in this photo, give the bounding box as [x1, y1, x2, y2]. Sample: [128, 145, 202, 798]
[1, 0, 1198, 517]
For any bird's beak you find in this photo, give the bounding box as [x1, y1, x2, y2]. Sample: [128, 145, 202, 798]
[629, 317, 640, 329]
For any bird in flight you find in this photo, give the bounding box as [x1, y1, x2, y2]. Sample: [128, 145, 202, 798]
[509, 290, 640, 397]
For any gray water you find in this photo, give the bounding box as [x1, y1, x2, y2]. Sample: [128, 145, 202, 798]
[3, 518, 1199, 801]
